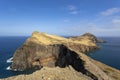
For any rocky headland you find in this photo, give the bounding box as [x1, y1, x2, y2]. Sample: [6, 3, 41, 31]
[69, 33, 105, 43]
[2, 31, 120, 80]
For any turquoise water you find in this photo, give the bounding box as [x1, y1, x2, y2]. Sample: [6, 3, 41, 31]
[0, 37, 120, 78]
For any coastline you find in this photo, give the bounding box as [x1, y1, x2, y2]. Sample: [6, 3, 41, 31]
[1, 32, 120, 80]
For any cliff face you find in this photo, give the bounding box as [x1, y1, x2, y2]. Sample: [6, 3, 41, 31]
[5, 31, 120, 80]
[11, 32, 98, 71]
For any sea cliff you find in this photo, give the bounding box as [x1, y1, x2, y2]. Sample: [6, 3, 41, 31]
[2, 31, 120, 80]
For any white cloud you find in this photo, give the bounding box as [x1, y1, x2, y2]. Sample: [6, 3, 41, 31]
[64, 20, 120, 36]
[112, 19, 120, 24]
[70, 11, 78, 14]
[68, 5, 76, 11]
[89, 26, 120, 32]
[63, 19, 70, 22]
[63, 7, 120, 36]
[67, 5, 78, 15]
[100, 8, 120, 16]
[112, 19, 120, 28]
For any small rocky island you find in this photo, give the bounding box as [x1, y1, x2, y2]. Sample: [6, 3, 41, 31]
[3, 31, 120, 80]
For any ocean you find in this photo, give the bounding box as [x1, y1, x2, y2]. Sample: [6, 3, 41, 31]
[0, 36, 120, 78]
[88, 37, 120, 70]
[0, 36, 28, 78]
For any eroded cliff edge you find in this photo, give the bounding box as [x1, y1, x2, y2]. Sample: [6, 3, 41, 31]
[3, 31, 120, 80]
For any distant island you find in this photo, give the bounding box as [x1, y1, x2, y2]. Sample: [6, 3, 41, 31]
[3, 31, 120, 80]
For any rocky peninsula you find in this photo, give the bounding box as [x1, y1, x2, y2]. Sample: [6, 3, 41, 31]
[2, 31, 120, 80]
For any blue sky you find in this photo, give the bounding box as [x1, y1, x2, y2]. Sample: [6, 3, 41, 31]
[0, 0, 120, 36]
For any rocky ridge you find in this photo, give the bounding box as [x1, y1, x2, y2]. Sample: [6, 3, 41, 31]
[2, 31, 120, 80]
[69, 33, 105, 43]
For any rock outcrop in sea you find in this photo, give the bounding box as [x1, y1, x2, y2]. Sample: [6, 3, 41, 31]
[3, 31, 120, 80]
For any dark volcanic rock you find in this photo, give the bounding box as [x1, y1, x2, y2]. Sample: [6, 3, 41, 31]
[11, 41, 98, 79]
[96, 38, 106, 43]
[11, 42, 61, 71]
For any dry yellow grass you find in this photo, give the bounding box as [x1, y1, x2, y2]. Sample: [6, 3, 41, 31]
[30, 31, 96, 46]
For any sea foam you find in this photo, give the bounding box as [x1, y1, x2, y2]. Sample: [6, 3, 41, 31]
[6, 66, 12, 70]
[6, 66, 18, 71]
[6, 57, 13, 63]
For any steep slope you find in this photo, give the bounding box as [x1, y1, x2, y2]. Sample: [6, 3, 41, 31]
[3, 31, 120, 80]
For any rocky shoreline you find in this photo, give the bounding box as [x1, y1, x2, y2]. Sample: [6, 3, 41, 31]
[2, 31, 120, 80]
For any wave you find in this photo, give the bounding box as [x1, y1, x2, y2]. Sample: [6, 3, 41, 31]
[6, 57, 13, 63]
[6, 66, 18, 71]
[6, 66, 12, 70]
